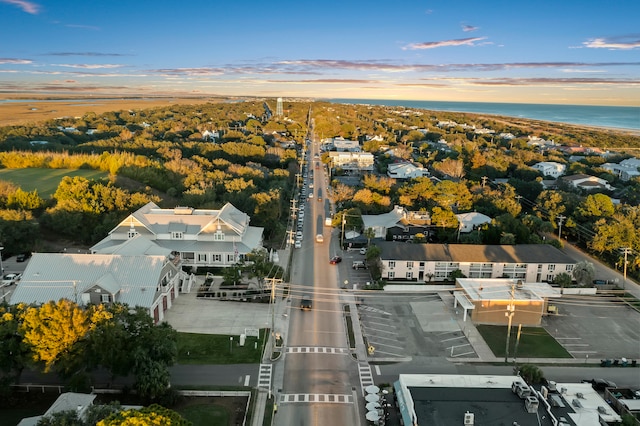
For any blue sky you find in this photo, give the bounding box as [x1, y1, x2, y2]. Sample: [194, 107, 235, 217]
[1, 0, 639, 105]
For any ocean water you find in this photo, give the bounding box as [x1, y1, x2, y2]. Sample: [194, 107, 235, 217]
[330, 99, 640, 131]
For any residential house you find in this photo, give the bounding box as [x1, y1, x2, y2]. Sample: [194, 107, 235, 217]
[362, 205, 431, 240]
[531, 161, 567, 178]
[18, 393, 97, 426]
[10, 247, 186, 323]
[328, 151, 374, 172]
[455, 212, 492, 233]
[386, 161, 430, 180]
[202, 129, 219, 141]
[561, 174, 614, 192]
[376, 241, 575, 283]
[601, 157, 640, 181]
[526, 136, 556, 149]
[91, 202, 264, 270]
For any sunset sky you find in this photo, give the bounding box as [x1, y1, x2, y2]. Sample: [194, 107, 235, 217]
[1, 0, 639, 106]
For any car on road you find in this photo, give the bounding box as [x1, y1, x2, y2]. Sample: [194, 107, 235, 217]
[352, 260, 367, 269]
[300, 294, 312, 311]
[294, 240, 302, 249]
[359, 247, 367, 255]
[2, 273, 22, 285]
[296, 231, 303, 239]
[329, 256, 342, 264]
[16, 252, 32, 262]
[315, 234, 324, 243]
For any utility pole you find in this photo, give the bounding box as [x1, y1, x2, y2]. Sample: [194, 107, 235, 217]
[341, 214, 347, 250]
[557, 215, 566, 240]
[481, 176, 488, 187]
[504, 282, 516, 363]
[513, 323, 523, 369]
[620, 247, 632, 290]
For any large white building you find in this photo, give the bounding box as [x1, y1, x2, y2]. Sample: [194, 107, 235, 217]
[91, 202, 264, 270]
[10, 241, 188, 323]
[327, 151, 374, 172]
[377, 241, 575, 283]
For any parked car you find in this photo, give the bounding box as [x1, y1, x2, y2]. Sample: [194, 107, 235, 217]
[359, 247, 367, 255]
[294, 240, 302, 249]
[2, 273, 22, 285]
[329, 256, 342, 264]
[16, 252, 32, 262]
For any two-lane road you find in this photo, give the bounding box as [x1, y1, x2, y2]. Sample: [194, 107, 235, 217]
[275, 139, 360, 425]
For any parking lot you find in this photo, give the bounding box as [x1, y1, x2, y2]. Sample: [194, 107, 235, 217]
[542, 298, 640, 360]
[356, 293, 478, 361]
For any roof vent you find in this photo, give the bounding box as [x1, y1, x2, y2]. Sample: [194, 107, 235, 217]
[576, 392, 584, 399]
[597, 406, 608, 414]
[464, 411, 474, 425]
[572, 399, 582, 408]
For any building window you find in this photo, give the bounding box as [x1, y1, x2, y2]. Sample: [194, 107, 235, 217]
[548, 264, 556, 272]
[565, 265, 573, 272]
[213, 254, 222, 262]
[214, 231, 225, 241]
[227, 254, 235, 262]
[419, 262, 425, 269]
[100, 294, 110, 303]
[388, 271, 395, 279]
[197, 254, 207, 262]
[171, 231, 184, 239]
[406, 261, 414, 269]
[546, 274, 554, 282]
[406, 271, 413, 279]
[388, 261, 395, 269]
[128, 230, 138, 239]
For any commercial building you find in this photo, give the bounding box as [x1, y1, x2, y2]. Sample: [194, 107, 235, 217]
[92, 202, 263, 270]
[394, 374, 621, 426]
[377, 242, 576, 283]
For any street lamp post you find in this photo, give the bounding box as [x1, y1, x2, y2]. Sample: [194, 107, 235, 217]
[0, 246, 4, 275]
[341, 215, 346, 250]
[504, 282, 516, 363]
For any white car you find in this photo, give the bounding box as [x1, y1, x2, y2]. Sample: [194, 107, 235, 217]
[2, 273, 22, 285]
[296, 231, 303, 239]
[294, 240, 302, 249]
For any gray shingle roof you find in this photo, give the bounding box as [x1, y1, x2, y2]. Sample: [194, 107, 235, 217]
[377, 241, 575, 264]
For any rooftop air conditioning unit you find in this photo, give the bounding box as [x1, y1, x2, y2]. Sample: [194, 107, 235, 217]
[572, 399, 582, 408]
[525, 396, 539, 413]
[464, 411, 474, 425]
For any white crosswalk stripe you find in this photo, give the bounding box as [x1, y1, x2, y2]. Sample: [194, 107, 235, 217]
[257, 363, 272, 390]
[285, 346, 349, 354]
[279, 393, 354, 404]
[358, 363, 374, 394]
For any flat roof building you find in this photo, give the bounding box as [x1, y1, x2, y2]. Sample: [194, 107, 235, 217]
[394, 374, 621, 426]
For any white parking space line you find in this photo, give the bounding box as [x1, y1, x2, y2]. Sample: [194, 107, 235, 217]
[366, 320, 397, 329]
[441, 335, 467, 343]
[363, 325, 398, 335]
[374, 365, 381, 376]
[244, 375, 250, 386]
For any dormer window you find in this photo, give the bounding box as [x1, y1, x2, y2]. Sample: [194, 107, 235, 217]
[128, 230, 138, 239]
[214, 230, 225, 241]
[171, 231, 184, 240]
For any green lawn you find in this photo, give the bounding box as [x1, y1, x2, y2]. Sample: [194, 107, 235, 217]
[178, 403, 229, 426]
[176, 331, 267, 364]
[0, 168, 108, 198]
[476, 325, 572, 358]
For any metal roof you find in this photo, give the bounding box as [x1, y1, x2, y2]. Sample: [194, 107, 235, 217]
[10, 253, 169, 309]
